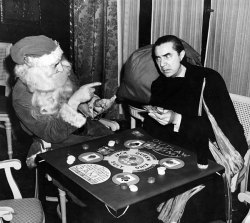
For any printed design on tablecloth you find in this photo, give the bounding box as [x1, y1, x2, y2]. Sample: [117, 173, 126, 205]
[119, 154, 144, 166]
[159, 158, 185, 169]
[78, 152, 103, 163]
[97, 146, 115, 155]
[124, 140, 145, 149]
[104, 149, 158, 173]
[69, 164, 111, 184]
[142, 139, 191, 158]
[112, 172, 140, 185]
[131, 130, 144, 137]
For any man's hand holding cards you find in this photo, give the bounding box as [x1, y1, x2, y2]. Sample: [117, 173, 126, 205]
[143, 105, 178, 126]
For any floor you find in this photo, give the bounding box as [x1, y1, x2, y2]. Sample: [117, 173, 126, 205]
[0, 121, 249, 223]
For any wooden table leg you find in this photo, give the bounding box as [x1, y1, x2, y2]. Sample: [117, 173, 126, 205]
[222, 173, 232, 223]
[58, 188, 67, 223]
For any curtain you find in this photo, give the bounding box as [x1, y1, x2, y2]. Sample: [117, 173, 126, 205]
[205, 0, 250, 97]
[117, 0, 140, 83]
[72, 0, 119, 119]
[151, 0, 204, 54]
[117, 0, 140, 115]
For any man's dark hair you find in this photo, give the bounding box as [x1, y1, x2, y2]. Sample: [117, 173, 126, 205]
[152, 35, 187, 65]
[153, 35, 185, 55]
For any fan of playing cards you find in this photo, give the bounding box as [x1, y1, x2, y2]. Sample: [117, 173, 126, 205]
[143, 105, 165, 115]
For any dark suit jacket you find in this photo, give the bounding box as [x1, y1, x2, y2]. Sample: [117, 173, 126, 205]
[147, 62, 247, 157]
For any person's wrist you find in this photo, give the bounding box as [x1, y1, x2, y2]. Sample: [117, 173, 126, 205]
[68, 98, 79, 110]
[172, 112, 181, 125]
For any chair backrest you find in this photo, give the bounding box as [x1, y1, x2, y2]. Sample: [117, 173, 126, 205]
[0, 159, 45, 223]
[230, 93, 250, 142]
[228, 93, 250, 194]
[117, 39, 202, 104]
[0, 42, 12, 97]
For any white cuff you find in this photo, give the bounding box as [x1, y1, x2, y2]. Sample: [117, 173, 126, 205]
[59, 104, 86, 128]
[173, 113, 182, 132]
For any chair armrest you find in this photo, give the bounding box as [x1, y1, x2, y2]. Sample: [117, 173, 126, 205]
[0, 159, 21, 170]
[0, 207, 14, 222]
[128, 105, 145, 122]
[0, 159, 22, 199]
[238, 191, 250, 203]
[40, 139, 52, 150]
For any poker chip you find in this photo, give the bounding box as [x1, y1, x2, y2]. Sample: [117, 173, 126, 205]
[108, 140, 116, 147]
[148, 177, 155, 184]
[67, 155, 75, 164]
[82, 144, 89, 150]
[114, 138, 120, 144]
[129, 184, 138, 192]
[120, 183, 128, 190]
[157, 166, 166, 175]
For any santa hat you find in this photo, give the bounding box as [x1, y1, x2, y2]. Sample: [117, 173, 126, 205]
[10, 35, 63, 67]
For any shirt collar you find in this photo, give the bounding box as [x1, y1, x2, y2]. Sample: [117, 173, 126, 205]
[176, 65, 186, 78]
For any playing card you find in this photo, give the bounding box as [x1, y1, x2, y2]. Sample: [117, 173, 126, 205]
[143, 105, 163, 114]
[131, 130, 144, 137]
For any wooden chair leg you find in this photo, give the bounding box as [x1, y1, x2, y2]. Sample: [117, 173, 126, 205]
[131, 117, 136, 129]
[58, 188, 67, 223]
[35, 168, 39, 199]
[5, 120, 13, 159]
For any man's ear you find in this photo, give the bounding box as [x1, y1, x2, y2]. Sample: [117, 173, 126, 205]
[180, 50, 185, 61]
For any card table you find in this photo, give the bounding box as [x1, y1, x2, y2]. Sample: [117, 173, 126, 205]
[37, 127, 225, 221]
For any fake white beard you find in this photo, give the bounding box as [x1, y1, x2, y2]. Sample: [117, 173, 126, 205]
[24, 61, 71, 92]
[31, 78, 74, 117]
[31, 77, 86, 128]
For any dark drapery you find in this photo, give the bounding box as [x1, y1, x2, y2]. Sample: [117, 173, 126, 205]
[71, 0, 119, 119]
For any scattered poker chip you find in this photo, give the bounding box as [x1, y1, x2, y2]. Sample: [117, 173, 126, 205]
[147, 177, 155, 184]
[157, 166, 166, 175]
[108, 140, 116, 147]
[82, 144, 89, 150]
[120, 183, 128, 190]
[129, 184, 138, 192]
[114, 138, 120, 144]
[67, 155, 75, 165]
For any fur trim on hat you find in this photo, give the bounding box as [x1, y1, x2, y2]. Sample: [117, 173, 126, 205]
[25, 44, 63, 67]
[59, 103, 86, 128]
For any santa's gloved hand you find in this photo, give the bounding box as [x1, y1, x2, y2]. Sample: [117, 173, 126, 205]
[68, 82, 101, 110]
